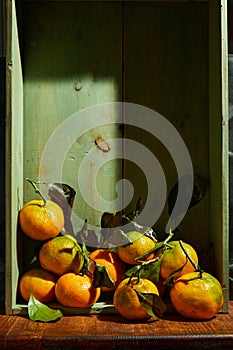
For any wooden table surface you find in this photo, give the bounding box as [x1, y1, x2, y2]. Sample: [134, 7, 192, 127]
[0, 301, 233, 350]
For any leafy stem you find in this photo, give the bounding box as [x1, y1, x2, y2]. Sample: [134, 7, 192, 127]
[179, 240, 203, 278]
[26, 178, 47, 207]
[135, 230, 174, 261]
[136, 256, 160, 266]
[126, 256, 160, 285]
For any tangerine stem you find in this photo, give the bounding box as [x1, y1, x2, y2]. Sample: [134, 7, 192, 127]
[179, 240, 203, 278]
[26, 178, 47, 207]
[164, 230, 174, 246]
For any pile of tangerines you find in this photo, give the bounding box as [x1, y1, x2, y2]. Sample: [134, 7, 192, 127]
[18, 193, 224, 322]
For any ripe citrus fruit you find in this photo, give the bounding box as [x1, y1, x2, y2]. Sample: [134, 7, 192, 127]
[19, 267, 57, 303]
[159, 241, 198, 280]
[39, 235, 84, 276]
[113, 277, 159, 320]
[117, 231, 156, 265]
[19, 199, 64, 241]
[90, 249, 126, 291]
[170, 271, 224, 320]
[55, 273, 101, 308]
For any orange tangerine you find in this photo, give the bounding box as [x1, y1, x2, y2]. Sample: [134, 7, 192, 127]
[39, 235, 84, 276]
[19, 199, 64, 241]
[55, 273, 101, 308]
[113, 277, 159, 320]
[159, 241, 198, 280]
[117, 231, 156, 265]
[90, 249, 126, 291]
[170, 271, 224, 320]
[19, 267, 57, 303]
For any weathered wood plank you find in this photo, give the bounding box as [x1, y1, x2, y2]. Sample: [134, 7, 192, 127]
[1, 303, 233, 349]
[124, 1, 210, 252]
[5, 0, 24, 314]
[23, 2, 123, 244]
[209, 0, 229, 311]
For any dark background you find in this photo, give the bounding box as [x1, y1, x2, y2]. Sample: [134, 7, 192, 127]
[0, 1, 233, 305]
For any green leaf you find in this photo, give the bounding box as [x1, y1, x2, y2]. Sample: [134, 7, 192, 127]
[135, 231, 174, 261]
[48, 182, 76, 235]
[139, 259, 162, 285]
[76, 219, 99, 248]
[92, 262, 115, 289]
[28, 293, 63, 322]
[122, 196, 143, 222]
[101, 211, 122, 229]
[134, 290, 167, 318]
[125, 265, 142, 278]
[125, 258, 162, 285]
[151, 294, 167, 317]
[80, 242, 92, 274]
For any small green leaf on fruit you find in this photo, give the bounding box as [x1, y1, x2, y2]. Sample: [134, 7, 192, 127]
[28, 293, 63, 322]
[151, 294, 167, 317]
[125, 265, 142, 278]
[80, 242, 92, 273]
[92, 262, 115, 289]
[139, 259, 162, 285]
[135, 290, 167, 318]
[125, 258, 162, 285]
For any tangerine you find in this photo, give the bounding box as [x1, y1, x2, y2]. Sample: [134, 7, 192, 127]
[170, 271, 224, 320]
[55, 273, 101, 308]
[39, 235, 84, 276]
[117, 231, 156, 265]
[19, 199, 64, 241]
[90, 249, 126, 291]
[159, 241, 198, 280]
[19, 267, 57, 303]
[113, 277, 159, 320]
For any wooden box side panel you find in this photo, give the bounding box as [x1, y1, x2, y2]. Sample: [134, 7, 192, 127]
[5, 0, 24, 315]
[209, 0, 229, 312]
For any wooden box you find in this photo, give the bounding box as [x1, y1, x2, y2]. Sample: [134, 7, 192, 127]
[5, 0, 229, 315]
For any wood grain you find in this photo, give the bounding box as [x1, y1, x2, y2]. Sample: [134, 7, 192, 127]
[124, 1, 210, 252]
[0, 302, 232, 349]
[23, 1, 123, 228]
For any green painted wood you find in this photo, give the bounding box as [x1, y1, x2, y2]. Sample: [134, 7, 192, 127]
[209, 0, 229, 312]
[23, 2, 123, 242]
[6, 0, 229, 315]
[124, 1, 210, 253]
[5, 0, 24, 314]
